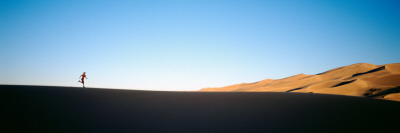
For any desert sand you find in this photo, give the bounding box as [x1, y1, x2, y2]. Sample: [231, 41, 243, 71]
[1, 85, 400, 132]
[201, 63, 400, 101]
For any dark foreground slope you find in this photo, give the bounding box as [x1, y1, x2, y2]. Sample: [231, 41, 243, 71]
[1, 85, 400, 133]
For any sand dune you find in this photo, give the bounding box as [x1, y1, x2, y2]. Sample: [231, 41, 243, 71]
[201, 63, 400, 101]
[1, 85, 400, 132]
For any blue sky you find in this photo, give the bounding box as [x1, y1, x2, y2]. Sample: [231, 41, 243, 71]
[1, 0, 399, 91]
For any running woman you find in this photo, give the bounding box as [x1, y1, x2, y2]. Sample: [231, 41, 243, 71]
[78, 72, 88, 88]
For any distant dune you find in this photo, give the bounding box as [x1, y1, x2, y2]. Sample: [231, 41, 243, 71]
[201, 63, 400, 101]
[1, 85, 400, 132]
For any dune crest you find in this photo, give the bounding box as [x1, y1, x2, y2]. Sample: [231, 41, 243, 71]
[200, 63, 400, 101]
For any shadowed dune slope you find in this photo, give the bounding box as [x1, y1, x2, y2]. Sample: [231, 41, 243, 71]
[1, 85, 400, 133]
[201, 63, 400, 101]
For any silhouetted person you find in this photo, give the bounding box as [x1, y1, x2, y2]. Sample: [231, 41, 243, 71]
[78, 72, 88, 88]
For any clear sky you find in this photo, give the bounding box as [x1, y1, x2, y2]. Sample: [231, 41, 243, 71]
[1, 0, 399, 91]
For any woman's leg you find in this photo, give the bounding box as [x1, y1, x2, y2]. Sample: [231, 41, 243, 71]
[81, 78, 85, 87]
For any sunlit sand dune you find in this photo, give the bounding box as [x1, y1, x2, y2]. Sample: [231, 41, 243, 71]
[201, 63, 400, 101]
